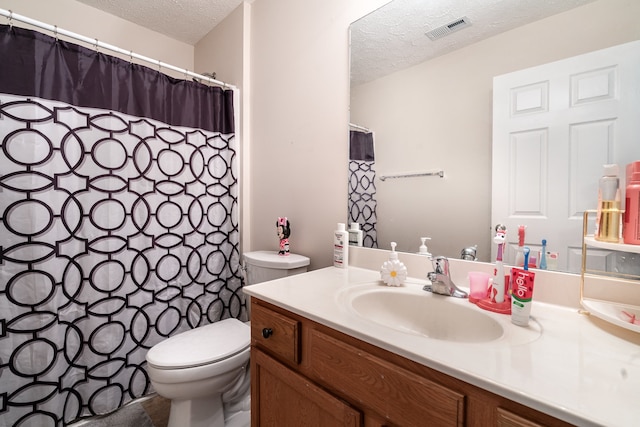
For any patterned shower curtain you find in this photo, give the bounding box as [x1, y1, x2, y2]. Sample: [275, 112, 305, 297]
[348, 130, 378, 248]
[0, 25, 243, 426]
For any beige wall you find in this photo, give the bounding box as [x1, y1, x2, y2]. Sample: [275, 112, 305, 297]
[0, 0, 194, 76]
[195, 3, 246, 86]
[195, 3, 252, 252]
[350, 0, 640, 261]
[248, 0, 388, 269]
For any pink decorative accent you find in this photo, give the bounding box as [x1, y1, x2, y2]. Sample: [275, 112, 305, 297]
[621, 310, 640, 325]
[487, 275, 510, 303]
[276, 217, 291, 255]
[489, 284, 498, 303]
[474, 297, 511, 315]
[279, 238, 290, 256]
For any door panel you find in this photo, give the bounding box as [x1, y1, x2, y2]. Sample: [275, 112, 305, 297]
[493, 40, 640, 273]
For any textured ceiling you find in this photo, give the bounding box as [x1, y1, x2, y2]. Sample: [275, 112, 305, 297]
[74, 0, 597, 84]
[75, 0, 246, 45]
[351, 0, 597, 86]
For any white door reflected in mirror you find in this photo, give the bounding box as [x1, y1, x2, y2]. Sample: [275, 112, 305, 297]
[492, 40, 640, 273]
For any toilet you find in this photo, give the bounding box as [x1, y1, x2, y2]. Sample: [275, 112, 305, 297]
[145, 250, 309, 427]
[146, 319, 251, 427]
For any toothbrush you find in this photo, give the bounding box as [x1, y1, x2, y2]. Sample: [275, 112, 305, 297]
[494, 243, 505, 303]
[523, 247, 531, 271]
[514, 225, 526, 267]
[492, 224, 507, 304]
[540, 239, 547, 270]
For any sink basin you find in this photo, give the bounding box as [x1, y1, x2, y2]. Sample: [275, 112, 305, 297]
[349, 287, 503, 342]
[339, 282, 542, 345]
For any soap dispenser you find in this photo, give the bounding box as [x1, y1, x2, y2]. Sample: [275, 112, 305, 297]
[417, 237, 432, 256]
[380, 242, 407, 287]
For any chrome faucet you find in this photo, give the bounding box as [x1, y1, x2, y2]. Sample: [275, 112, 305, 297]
[424, 256, 468, 298]
[460, 245, 478, 261]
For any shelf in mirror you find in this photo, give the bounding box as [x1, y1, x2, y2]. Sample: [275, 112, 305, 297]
[583, 236, 640, 255]
[581, 298, 640, 333]
[580, 210, 640, 334]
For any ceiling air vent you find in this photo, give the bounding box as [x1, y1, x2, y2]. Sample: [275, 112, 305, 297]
[425, 16, 471, 40]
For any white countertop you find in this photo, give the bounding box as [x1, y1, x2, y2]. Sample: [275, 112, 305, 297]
[244, 260, 640, 427]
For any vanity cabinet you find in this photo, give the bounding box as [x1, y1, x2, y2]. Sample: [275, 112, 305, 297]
[250, 299, 572, 427]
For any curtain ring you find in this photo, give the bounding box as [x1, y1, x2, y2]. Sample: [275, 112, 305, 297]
[129, 50, 133, 64]
[53, 25, 58, 41]
[94, 38, 99, 52]
[157, 60, 161, 71]
[8, 10, 13, 29]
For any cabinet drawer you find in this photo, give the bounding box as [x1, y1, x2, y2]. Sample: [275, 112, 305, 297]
[309, 329, 465, 426]
[497, 407, 545, 427]
[251, 302, 300, 364]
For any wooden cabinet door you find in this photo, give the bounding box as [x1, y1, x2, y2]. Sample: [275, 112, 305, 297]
[252, 348, 362, 426]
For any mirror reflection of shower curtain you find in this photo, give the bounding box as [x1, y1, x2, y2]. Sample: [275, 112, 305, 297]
[348, 130, 378, 248]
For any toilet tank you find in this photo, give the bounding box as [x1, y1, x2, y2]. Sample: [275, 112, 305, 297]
[243, 251, 310, 285]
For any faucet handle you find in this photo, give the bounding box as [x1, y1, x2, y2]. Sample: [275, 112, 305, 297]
[431, 256, 449, 275]
[425, 255, 468, 299]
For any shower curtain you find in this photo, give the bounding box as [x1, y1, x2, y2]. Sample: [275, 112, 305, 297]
[0, 25, 242, 426]
[348, 130, 378, 248]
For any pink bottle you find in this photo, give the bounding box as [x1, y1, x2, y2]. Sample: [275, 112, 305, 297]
[623, 161, 640, 245]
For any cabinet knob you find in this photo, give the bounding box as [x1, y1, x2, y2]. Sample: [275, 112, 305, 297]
[262, 328, 273, 339]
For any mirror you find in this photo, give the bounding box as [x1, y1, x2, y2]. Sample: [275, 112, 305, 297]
[348, 0, 639, 271]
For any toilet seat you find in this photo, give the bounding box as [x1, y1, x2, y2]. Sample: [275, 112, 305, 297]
[147, 318, 250, 370]
[147, 347, 250, 385]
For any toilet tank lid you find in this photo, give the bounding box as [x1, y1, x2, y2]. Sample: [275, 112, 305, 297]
[243, 251, 310, 269]
[146, 318, 250, 369]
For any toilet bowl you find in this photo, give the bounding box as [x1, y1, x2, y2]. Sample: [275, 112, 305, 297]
[146, 251, 310, 427]
[146, 318, 251, 427]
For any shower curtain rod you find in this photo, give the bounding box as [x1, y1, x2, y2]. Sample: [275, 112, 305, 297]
[0, 8, 237, 91]
[349, 122, 372, 133]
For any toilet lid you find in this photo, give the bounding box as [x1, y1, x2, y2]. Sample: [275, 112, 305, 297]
[146, 318, 250, 369]
[243, 251, 310, 269]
